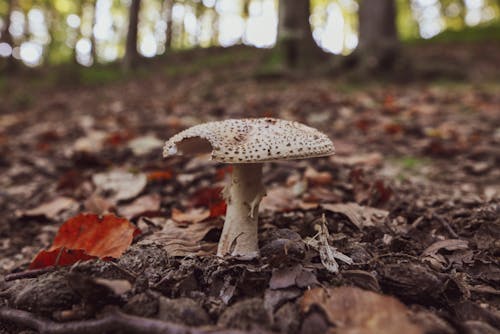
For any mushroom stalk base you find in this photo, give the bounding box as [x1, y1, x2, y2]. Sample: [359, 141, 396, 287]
[217, 163, 265, 259]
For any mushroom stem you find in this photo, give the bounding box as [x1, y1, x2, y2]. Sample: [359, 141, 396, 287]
[217, 163, 265, 259]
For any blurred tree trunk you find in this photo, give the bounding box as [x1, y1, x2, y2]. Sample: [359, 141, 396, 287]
[123, 0, 141, 70]
[277, 0, 325, 69]
[163, 0, 174, 50]
[1, 0, 16, 71]
[90, 0, 98, 63]
[350, 0, 400, 71]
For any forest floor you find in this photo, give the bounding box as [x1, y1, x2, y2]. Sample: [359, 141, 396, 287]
[0, 42, 499, 334]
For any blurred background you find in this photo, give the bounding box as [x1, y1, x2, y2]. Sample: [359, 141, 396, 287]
[0, 0, 498, 71]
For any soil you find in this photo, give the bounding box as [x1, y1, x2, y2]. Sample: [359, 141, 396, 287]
[0, 44, 499, 333]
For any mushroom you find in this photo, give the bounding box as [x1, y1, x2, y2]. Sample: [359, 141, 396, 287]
[163, 118, 334, 259]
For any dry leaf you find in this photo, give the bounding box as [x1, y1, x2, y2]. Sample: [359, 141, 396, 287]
[84, 194, 115, 215]
[92, 170, 147, 202]
[422, 239, 469, 256]
[73, 130, 106, 153]
[330, 152, 383, 168]
[118, 194, 161, 219]
[171, 207, 210, 224]
[304, 167, 333, 185]
[127, 135, 163, 156]
[322, 202, 388, 230]
[301, 287, 423, 334]
[139, 218, 222, 256]
[21, 197, 79, 220]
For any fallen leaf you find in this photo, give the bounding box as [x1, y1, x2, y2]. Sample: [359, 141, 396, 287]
[92, 170, 147, 202]
[30, 248, 97, 270]
[301, 287, 423, 334]
[171, 207, 210, 224]
[128, 135, 163, 156]
[147, 170, 174, 182]
[104, 130, 135, 146]
[20, 197, 79, 220]
[330, 152, 383, 168]
[30, 213, 140, 269]
[269, 264, 319, 290]
[322, 202, 388, 230]
[191, 186, 224, 207]
[422, 239, 469, 257]
[73, 130, 106, 153]
[261, 186, 300, 212]
[190, 186, 227, 218]
[139, 218, 221, 256]
[118, 194, 162, 219]
[304, 167, 333, 185]
[84, 194, 115, 215]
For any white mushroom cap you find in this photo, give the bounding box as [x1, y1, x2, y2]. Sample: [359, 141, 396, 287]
[163, 118, 334, 163]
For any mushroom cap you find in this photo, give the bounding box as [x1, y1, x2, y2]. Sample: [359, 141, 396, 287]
[163, 118, 334, 163]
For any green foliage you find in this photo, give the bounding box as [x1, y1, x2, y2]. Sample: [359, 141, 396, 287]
[165, 48, 255, 77]
[405, 21, 500, 44]
[428, 21, 500, 42]
[78, 66, 126, 85]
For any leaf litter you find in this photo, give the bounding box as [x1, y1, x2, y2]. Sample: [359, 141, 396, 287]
[1, 46, 500, 333]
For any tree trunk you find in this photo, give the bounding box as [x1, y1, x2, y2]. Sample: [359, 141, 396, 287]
[354, 0, 400, 70]
[90, 0, 98, 64]
[163, 0, 174, 50]
[276, 0, 325, 69]
[123, 0, 141, 70]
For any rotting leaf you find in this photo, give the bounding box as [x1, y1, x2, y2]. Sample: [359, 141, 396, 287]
[422, 239, 469, 257]
[322, 202, 388, 230]
[269, 264, 319, 290]
[301, 287, 423, 334]
[30, 213, 140, 269]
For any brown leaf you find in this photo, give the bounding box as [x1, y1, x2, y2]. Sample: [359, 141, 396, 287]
[139, 218, 221, 256]
[301, 287, 423, 334]
[20, 197, 79, 220]
[171, 208, 210, 224]
[322, 202, 388, 230]
[330, 152, 383, 168]
[270, 264, 319, 290]
[422, 239, 469, 256]
[118, 194, 161, 219]
[92, 170, 147, 202]
[304, 167, 333, 185]
[84, 194, 115, 215]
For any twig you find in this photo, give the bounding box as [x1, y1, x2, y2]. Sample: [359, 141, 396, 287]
[433, 214, 459, 238]
[4, 267, 56, 282]
[0, 307, 254, 334]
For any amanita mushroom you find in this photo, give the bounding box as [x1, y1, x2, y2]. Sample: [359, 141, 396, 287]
[163, 118, 334, 259]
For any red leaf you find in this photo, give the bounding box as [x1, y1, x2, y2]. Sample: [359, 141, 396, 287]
[209, 200, 227, 218]
[215, 166, 233, 181]
[147, 170, 173, 182]
[105, 131, 135, 146]
[30, 248, 97, 269]
[191, 187, 224, 207]
[30, 213, 139, 269]
[191, 187, 226, 218]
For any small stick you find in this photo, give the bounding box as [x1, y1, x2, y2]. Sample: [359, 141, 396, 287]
[0, 307, 255, 334]
[433, 214, 459, 238]
[4, 267, 56, 282]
